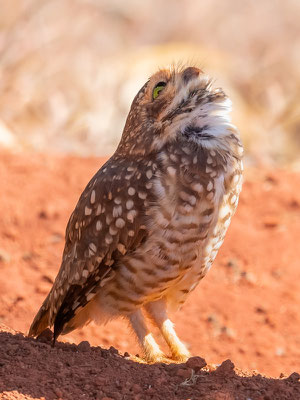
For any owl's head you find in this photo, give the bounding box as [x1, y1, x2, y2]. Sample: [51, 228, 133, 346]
[118, 65, 239, 156]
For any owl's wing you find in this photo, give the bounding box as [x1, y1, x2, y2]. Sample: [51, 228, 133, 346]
[29, 157, 151, 341]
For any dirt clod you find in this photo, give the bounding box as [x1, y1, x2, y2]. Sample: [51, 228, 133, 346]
[186, 356, 207, 371]
[36, 328, 53, 343]
[214, 360, 235, 376]
[77, 340, 91, 352]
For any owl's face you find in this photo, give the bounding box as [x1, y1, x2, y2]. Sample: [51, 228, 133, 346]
[119, 66, 235, 156]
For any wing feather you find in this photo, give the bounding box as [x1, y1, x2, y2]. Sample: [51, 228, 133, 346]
[29, 156, 152, 339]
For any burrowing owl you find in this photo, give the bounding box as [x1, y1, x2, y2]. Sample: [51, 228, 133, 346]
[29, 66, 243, 362]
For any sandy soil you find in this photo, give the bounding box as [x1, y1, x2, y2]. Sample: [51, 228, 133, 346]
[0, 150, 299, 399]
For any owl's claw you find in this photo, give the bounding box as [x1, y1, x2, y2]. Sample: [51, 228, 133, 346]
[144, 351, 169, 364]
[171, 351, 191, 363]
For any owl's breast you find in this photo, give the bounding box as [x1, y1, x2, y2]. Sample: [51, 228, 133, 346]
[95, 150, 242, 317]
[153, 154, 243, 310]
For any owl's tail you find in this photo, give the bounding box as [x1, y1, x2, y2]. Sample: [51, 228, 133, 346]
[28, 294, 51, 337]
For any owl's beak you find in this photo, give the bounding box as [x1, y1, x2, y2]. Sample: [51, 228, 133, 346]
[182, 125, 213, 140]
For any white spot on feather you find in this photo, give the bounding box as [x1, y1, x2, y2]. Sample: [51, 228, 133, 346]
[126, 199, 134, 210]
[82, 270, 88, 278]
[105, 234, 113, 244]
[230, 195, 237, 204]
[191, 183, 203, 193]
[146, 170, 153, 179]
[96, 220, 102, 231]
[90, 190, 96, 204]
[109, 226, 118, 235]
[128, 187, 136, 196]
[127, 210, 137, 223]
[116, 218, 125, 228]
[117, 243, 126, 254]
[113, 205, 123, 218]
[96, 204, 102, 215]
[89, 242, 97, 253]
[85, 206, 92, 216]
[219, 204, 231, 219]
[167, 166, 176, 177]
[207, 181, 213, 191]
[138, 192, 147, 200]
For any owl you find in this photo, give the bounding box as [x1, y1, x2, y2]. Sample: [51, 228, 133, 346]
[29, 66, 243, 362]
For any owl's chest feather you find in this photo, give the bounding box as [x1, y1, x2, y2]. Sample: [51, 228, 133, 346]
[145, 150, 242, 304]
[151, 169, 225, 264]
[98, 146, 242, 315]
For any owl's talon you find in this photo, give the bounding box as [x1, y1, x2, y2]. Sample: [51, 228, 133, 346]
[171, 352, 191, 363]
[145, 352, 169, 364]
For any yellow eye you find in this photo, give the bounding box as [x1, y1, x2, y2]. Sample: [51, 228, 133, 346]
[153, 81, 166, 100]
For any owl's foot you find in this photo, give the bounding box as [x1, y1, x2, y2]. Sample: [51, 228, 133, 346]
[170, 349, 191, 363]
[129, 309, 168, 364]
[143, 332, 168, 363]
[169, 336, 191, 362]
[144, 350, 169, 364]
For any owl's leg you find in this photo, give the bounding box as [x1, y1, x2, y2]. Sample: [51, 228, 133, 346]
[144, 299, 190, 362]
[128, 309, 167, 363]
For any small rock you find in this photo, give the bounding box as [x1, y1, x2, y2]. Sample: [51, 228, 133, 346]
[78, 340, 91, 352]
[264, 175, 277, 185]
[109, 346, 119, 355]
[220, 326, 236, 338]
[226, 259, 238, 268]
[37, 328, 53, 343]
[42, 274, 54, 284]
[290, 199, 300, 209]
[255, 307, 266, 314]
[241, 271, 257, 284]
[263, 216, 279, 228]
[186, 356, 207, 371]
[214, 359, 235, 376]
[38, 210, 48, 219]
[286, 372, 300, 382]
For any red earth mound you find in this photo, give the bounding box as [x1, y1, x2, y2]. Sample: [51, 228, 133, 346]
[1, 324, 299, 400]
[0, 150, 299, 399]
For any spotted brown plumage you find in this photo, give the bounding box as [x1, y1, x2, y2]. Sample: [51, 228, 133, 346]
[29, 65, 243, 362]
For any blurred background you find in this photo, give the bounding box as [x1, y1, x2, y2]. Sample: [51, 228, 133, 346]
[0, 0, 299, 166]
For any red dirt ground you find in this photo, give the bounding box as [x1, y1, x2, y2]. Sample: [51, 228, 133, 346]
[0, 150, 299, 399]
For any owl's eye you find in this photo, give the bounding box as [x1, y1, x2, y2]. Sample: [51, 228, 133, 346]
[152, 82, 166, 100]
